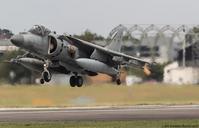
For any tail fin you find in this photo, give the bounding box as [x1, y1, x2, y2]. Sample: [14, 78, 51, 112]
[90, 31, 123, 62]
[106, 31, 123, 52]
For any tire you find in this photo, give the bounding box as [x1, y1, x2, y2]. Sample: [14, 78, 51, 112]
[40, 79, 45, 84]
[116, 79, 121, 85]
[70, 76, 76, 87]
[76, 76, 83, 87]
[43, 71, 51, 82]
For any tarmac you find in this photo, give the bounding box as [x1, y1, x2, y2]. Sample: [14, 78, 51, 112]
[0, 105, 199, 122]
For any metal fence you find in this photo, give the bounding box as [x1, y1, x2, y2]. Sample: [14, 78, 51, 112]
[109, 24, 199, 66]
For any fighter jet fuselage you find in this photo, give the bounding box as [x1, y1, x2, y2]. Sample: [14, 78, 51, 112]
[10, 25, 153, 87]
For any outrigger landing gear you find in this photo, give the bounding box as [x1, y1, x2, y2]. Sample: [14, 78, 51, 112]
[69, 74, 84, 87]
[116, 66, 122, 85]
[112, 75, 122, 85]
[116, 79, 121, 85]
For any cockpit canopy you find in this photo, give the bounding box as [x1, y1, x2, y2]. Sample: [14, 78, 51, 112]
[28, 25, 51, 36]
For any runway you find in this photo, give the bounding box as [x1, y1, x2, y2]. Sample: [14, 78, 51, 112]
[0, 105, 199, 122]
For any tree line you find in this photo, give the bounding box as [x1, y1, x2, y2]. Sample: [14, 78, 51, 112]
[0, 28, 13, 39]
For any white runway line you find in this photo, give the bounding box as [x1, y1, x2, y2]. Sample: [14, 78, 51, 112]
[0, 105, 199, 114]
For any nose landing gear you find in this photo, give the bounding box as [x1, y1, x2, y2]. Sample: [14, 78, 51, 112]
[42, 70, 52, 82]
[40, 61, 52, 84]
[40, 78, 45, 84]
[40, 70, 52, 84]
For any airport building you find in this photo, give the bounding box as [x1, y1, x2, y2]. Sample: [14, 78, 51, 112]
[164, 39, 199, 85]
[0, 39, 18, 52]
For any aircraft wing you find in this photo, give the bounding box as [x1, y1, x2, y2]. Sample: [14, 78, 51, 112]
[66, 36, 154, 75]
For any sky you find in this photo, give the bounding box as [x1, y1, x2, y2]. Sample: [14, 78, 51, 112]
[0, 0, 198, 36]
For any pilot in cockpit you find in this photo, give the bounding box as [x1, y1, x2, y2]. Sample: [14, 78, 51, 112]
[29, 25, 51, 36]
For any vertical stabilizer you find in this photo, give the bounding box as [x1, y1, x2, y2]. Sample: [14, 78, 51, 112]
[106, 30, 123, 52]
[91, 30, 124, 62]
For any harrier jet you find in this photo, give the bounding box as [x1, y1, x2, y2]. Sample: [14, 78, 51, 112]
[10, 25, 153, 87]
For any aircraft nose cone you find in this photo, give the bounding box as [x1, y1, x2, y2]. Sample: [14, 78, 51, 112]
[10, 35, 24, 46]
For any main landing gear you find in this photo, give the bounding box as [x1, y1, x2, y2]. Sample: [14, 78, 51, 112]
[69, 75, 84, 87]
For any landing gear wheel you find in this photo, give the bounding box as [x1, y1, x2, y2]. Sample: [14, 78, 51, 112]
[40, 79, 45, 84]
[70, 76, 76, 87]
[116, 79, 121, 85]
[69, 76, 84, 87]
[76, 76, 83, 87]
[42, 71, 52, 82]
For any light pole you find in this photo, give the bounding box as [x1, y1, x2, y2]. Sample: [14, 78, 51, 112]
[182, 25, 186, 67]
